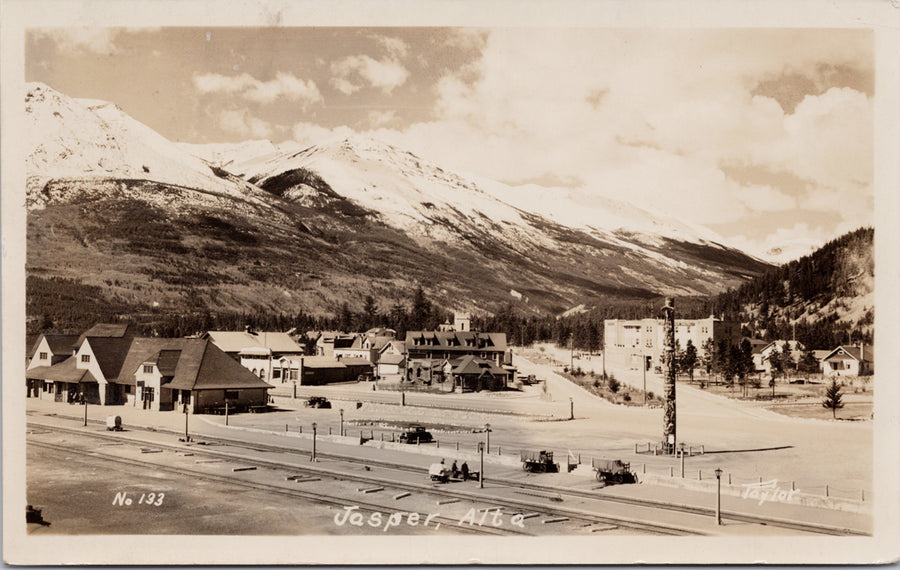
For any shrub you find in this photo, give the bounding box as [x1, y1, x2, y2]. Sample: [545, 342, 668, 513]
[623, 393, 631, 402]
[608, 376, 620, 393]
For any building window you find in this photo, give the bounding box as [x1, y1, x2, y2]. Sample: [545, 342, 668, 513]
[143, 365, 153, 374]
[273, 369, 281, 379]
[645, 339, 653, 348]
[39, 352, 48, 360]
[224, 390, 239, 399]
[81, 354, 91, 363]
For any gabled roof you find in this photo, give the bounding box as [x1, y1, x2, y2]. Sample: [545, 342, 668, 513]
[167, 340, 272, 391]
[378, 354, 406, 365]
[451, 354, 508, 376]
[203, 330, 303, 354]
[821, 345, 873, 363]
[26, 357, 98, 384]
[118, 338, 192, 385]
[42, 334, 81, 354]
[155, 349, 182, 376]
[379, 340, 406, 355]
[76, 323, 133, 346]
[84, 336, 136, 383]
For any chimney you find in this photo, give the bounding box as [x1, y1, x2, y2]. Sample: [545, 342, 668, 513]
[859, 343, 864, 361]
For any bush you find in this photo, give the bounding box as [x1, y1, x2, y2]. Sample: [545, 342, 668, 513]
[608, 376, 620, 393]
[647, 391, 654, 400]
[623, 393, 631, 402]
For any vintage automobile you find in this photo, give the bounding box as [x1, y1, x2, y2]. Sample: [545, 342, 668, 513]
[593, 458, 637, 486]
[520, 450, 559, 473]
[304, 396, 332, 409]
[399, 425, 433, 444]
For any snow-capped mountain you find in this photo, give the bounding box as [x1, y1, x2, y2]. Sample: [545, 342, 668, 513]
[25, 82, 267, 208]
[25, 83, 772, 319]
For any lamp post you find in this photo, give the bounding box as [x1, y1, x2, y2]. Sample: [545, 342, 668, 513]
[569, 397, 574, 420]
[80, 392, 87, 426]
[478, 441, 485, 489]
[714, 467, 723, 525]
[485, 423, 491, 454]
[184, 402, 190, 441]
[311, 422, 317, 462]
[679, 442, 686, 478]
[339, 408, 344, 437]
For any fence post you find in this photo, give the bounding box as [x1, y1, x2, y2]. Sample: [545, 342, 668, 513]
[498, 446, 501, 455]
[825, 484, 829, 497]
[728, 473, 731, 485]
[578, 453, 581, 464]
[698, 470, 702, 481]
[285, 424, 288, 432]
[759, 476, 763, 484]
[642, 463, 646, 474]
[299, 425, 302, 434]
[381, 433, 384, 441]
[701, 445, 705, 454]
[688, 446, 693, 457]
[456, 441, 459, 451]
[437, 440, 440, 449]
[635, 443, 638, 453]
[329, 427, 332, 435]
[669, 466, 673, 477]
[860, 489, 865, 502]
[791, 480, 795, 491]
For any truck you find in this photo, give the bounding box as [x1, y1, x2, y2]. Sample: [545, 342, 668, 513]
[520, 450, 559, 473]
[593, 458, 636, 486]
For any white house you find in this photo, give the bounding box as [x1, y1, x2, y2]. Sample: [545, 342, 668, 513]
[820, 345, 873, 377]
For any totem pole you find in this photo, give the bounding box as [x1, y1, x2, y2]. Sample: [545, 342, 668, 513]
[662, 297, 676, 454]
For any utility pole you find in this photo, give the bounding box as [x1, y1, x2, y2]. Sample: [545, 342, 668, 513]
[569, 334, 574, 371]
[479, 442, 485, 489]
[642, 352, 647, 406]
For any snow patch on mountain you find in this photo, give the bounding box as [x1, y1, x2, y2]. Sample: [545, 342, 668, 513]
[24, 82, 265, 208]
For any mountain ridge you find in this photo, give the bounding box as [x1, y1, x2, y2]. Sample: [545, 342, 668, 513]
[24, 82, 772, 330]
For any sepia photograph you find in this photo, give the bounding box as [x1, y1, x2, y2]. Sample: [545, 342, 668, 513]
[3, 0, 899, 565]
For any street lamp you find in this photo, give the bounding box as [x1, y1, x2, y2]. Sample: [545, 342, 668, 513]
[311, 422, 318, 462]
[80, 392, 87, 426]
[184, 402, 190, 441]
[679, 442, 686, 478]
[340, 408, 344, 437]
[485, 423, 491, 453]
[569, 397, 574, 420]
[478, 441, 485, 489]
[714, 467, 723, 525]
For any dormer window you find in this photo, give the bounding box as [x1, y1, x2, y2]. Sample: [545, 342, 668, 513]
[81, 354, 91, 363]
[39, 352, 48, 360]
[143, 365, 154, 374]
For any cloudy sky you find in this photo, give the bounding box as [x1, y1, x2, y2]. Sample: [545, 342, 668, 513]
[26, 27, 873, 258]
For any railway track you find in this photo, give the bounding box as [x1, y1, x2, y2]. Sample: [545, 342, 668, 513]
[27, 421, 691, 536]
[28, 414, 866, 536]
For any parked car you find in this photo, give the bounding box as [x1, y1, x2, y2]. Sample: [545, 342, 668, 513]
[305, 396, 331, 409]
[399, 425, 433, 444]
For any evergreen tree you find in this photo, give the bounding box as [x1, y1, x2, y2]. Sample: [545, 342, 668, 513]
[681, 339, 698, 382]
[822, 378, 845, 419]
[362, 295, 379, 330]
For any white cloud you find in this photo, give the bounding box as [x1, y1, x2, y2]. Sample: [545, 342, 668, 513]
[368, 110, 397, 127]
[329, 55, 409, 95]
[372, 35, 409, 59]
[218, 109, 274, 139]
[367, 29, 871, 239]
[193, 72, 323, 107]
[35, 28, 122, 55]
